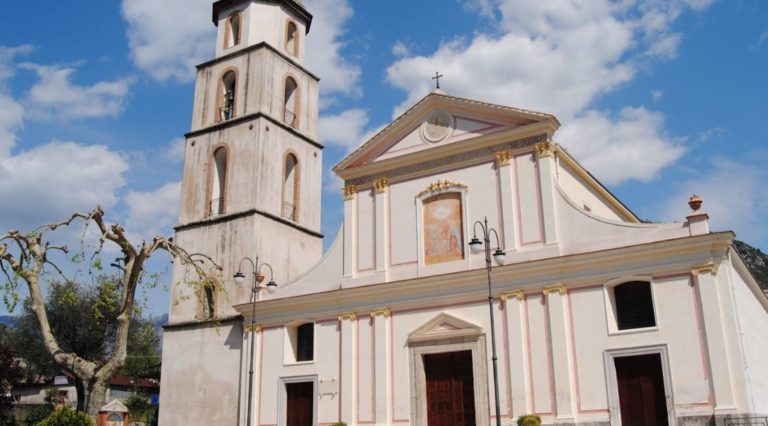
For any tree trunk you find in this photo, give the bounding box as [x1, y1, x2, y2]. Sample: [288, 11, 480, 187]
[85, 376, 110, 417]
[75, 378, 86, 412]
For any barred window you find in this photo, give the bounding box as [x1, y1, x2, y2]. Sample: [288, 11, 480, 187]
[614, 281, 656, 330]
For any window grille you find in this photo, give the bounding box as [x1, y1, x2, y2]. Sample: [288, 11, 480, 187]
[296, 323, 314, 362]
[615, 281, 656, 330]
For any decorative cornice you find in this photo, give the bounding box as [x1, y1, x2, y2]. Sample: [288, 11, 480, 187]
[495, 150, 513, 167]
[174, 208, 323, 238]
[345, 133, 547, 188]
[373, 178, 389, 194]
[370, 308, 391, 318]
[337, 312, 357, 321]
[535, 140, 556, 157]
[692, 262, 719, 276]
[342, 185, 356, 201]
[417, 179, 468, 199]
[542, 283, 567, 296]
[500, 290, 525, 301]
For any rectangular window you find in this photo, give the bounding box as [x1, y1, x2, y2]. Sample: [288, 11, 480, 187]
[296, 323, 314, 362]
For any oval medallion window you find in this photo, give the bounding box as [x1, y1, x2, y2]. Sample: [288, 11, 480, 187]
[421, 110, 453, 143]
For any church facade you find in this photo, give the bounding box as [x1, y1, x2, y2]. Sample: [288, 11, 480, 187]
[159, 1, 768, 425]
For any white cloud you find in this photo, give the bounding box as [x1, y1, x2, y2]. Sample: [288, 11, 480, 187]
[124, 182, 181, 241]
[304, 0, 362, 100]
[121, 0, 215, 82]
[162, 137, 186, 163]
[386, 0, 712, 184]
[556, 107, 685, 185]
[20, 63, 133, 120]
[661, 158, 768, 245]
[651, 89, 663, 101]
[696, 127, 725, 143]
[392, 41, 411, 58]
[318, 108, 370, 151]
[0, 140, 129, 231]
[0, 46, 34, 158]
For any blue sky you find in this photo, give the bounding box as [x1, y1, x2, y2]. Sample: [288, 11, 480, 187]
[0, 0, 766, 315]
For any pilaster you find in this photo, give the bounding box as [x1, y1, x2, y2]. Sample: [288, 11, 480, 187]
[338, 312, 357, 423]
[543, 284, 576, 421]
[535, 141, 558, 245]
[343, 185, 356, 278]
[495, 151, 518, 252]
[374, 179, 389, 272]
[500, 290, 530, 416]
[371, 308, 391, 424]
[692, 263, 738, 413]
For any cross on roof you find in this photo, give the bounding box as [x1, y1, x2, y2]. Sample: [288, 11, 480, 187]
[432, 72, 444, 90]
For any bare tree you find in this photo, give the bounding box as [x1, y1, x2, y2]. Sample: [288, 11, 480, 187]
[0, 207, 218, 416]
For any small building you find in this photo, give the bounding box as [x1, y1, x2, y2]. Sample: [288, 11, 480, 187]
[97, 399, 129, 426]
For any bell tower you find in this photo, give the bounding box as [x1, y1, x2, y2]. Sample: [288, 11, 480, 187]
[170, 0, 323, 323]
[160, 2, 322, 423]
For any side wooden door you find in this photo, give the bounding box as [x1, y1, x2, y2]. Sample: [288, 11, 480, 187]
[615, 354, 669, 426]
[286, 382, 314, 426]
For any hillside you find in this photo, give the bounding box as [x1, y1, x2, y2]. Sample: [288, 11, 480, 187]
[734, 240, 768, 292]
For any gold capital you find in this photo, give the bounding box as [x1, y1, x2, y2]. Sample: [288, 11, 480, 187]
[500, 290, 525, 301]
[342, 185, 356, 201]
[374, 178, 389, 194]
[692, 262, 719, 276]
[535, 140, 556, 158]
[244, 324, 262, 333]
[338, 312, 357, 321]
[542, 283, 567, 296]
[495, 150, 513, 167]
[370, 308, 391, 318]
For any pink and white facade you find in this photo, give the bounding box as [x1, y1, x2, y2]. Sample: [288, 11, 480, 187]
[159, 1, 768, 425]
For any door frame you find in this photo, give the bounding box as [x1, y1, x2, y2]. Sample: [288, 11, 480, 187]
[603, 345, 676, 426]
[409, 336, 489, 426]
[278, 375, 318, 426]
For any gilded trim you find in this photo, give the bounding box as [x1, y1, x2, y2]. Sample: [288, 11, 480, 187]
[342, 185, 356, 201]
[374, 178, 389, 194]
[500, 290, 525, 301]
[495, 150, 513, 167]
[542, 283, 567, 296]
[417, 179, 468, 199]
[371, 308, 391, 318]
[535, 140, 556, 157]
[338, 311, 357, 321]
[692, 262, 719, 276]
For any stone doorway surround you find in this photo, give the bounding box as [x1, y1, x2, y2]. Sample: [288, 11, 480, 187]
[604, 345, 676, 426]
[408, 313, 490, 426]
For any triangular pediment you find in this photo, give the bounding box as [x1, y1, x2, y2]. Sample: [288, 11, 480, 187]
[407, 313, 483, 343]
[334, 92, 559, 175]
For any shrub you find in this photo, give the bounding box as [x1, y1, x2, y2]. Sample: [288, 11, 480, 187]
[517, 414, 541, 426]
[36, 406, 94, 426]
[23, 405, 51, 425]
[331, 423, 347, 426]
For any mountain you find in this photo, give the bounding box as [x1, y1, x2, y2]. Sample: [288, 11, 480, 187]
[0, 315, 14, 327]
[734, 240, 768, 292]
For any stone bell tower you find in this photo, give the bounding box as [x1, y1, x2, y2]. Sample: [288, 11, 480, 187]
[159, 1, 323, 424]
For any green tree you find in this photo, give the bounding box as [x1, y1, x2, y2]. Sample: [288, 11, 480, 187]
[37, 406, 94, 426]
[0, 340, 24, 409]
[0, 207, 219, 417]
[9, 279, 161, 403]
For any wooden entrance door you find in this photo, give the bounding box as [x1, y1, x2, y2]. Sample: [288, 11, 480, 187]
[615, 354, 669, 426]
[286, 382, 313, 426]
[424, 350, 476, 426]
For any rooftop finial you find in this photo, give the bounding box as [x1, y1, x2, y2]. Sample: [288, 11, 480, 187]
[688, 194, 703, 213]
